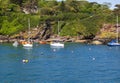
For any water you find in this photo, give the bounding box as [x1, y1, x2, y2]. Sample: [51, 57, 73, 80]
[0, 43, 120, 83]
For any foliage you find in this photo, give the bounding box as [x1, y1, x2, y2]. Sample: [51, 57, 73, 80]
[113, 4, 120, 15]
[60, 20, 86, 36]
[0, 0, 119, 38]
[0, 19, 23, 36]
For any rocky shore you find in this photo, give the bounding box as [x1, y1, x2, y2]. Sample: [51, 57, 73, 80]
[0, 23, 118, 45]
[0, 34, 112, 45]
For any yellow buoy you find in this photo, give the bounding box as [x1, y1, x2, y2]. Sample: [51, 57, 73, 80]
[25, 59, 28, 63]
[22, 59, 29, 63]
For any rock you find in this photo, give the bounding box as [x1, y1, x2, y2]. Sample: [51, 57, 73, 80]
[75, 40, 87, 43]
[91, 40, 103, 45]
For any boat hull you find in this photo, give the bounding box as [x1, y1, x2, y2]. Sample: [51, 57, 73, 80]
[23, 44, 33, 47]
[50, 42, 64, 47]
[107, 43, 120, 46]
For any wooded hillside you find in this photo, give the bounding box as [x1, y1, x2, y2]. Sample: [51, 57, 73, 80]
[0, 0, 120, 40]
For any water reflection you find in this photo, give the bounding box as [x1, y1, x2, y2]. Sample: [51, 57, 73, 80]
[22, 47, 34, 63]
[23, 47, 33, 50]
[50, 46, 64, 52]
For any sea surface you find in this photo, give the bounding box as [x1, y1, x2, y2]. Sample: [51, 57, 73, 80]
[0, 43, 120, 83]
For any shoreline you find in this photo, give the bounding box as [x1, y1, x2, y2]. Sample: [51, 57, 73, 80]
[0, 37, 112, 45]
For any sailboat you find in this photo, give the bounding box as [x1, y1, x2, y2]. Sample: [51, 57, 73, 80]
[22, 18, 33, 47]
[50, 21, 64, 47]
[107, 15, 120, 46]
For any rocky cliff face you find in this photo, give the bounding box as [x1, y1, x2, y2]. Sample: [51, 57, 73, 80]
[14, 27, 51, 40]
[95, 24, 120, 39]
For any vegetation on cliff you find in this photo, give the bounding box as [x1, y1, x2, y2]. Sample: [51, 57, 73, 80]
[0, 0, 120, 40]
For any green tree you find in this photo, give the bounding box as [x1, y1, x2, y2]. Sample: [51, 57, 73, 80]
[0, 19, 23, 36]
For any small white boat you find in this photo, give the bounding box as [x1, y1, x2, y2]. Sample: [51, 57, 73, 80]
[22, 18, 33, 48]
[50, 21, 64, 47]
[50, 42, 64, 47]
[22, 42, 33, 47]
[13, 41, 19, 47]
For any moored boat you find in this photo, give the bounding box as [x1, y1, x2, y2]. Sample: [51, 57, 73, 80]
[39, 41, 47, 44]
[50, 21, 64, 47]
[50, 40, 64, 47]
[22, 18, 33, 48]
[107, 40, 120, 46]
[107, 15, 120, 46]
[22, 41, 33, 47]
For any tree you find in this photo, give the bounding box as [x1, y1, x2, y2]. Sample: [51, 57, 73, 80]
[113, 4, 120, 15]
[10, 0, 23, 6]
[0, 19, 23, 36]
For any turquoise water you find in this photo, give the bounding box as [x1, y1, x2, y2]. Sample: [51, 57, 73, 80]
[0, 43, 120, 83]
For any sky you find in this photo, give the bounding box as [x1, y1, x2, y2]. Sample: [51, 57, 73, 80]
[88, 0, 119, 9]
[57, 0, 119, 9]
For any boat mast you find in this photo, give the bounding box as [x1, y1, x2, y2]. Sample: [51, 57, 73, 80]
[28, 18, 30, 41]
[116, 15, 119, 43]
[58, 21, 60, 36]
